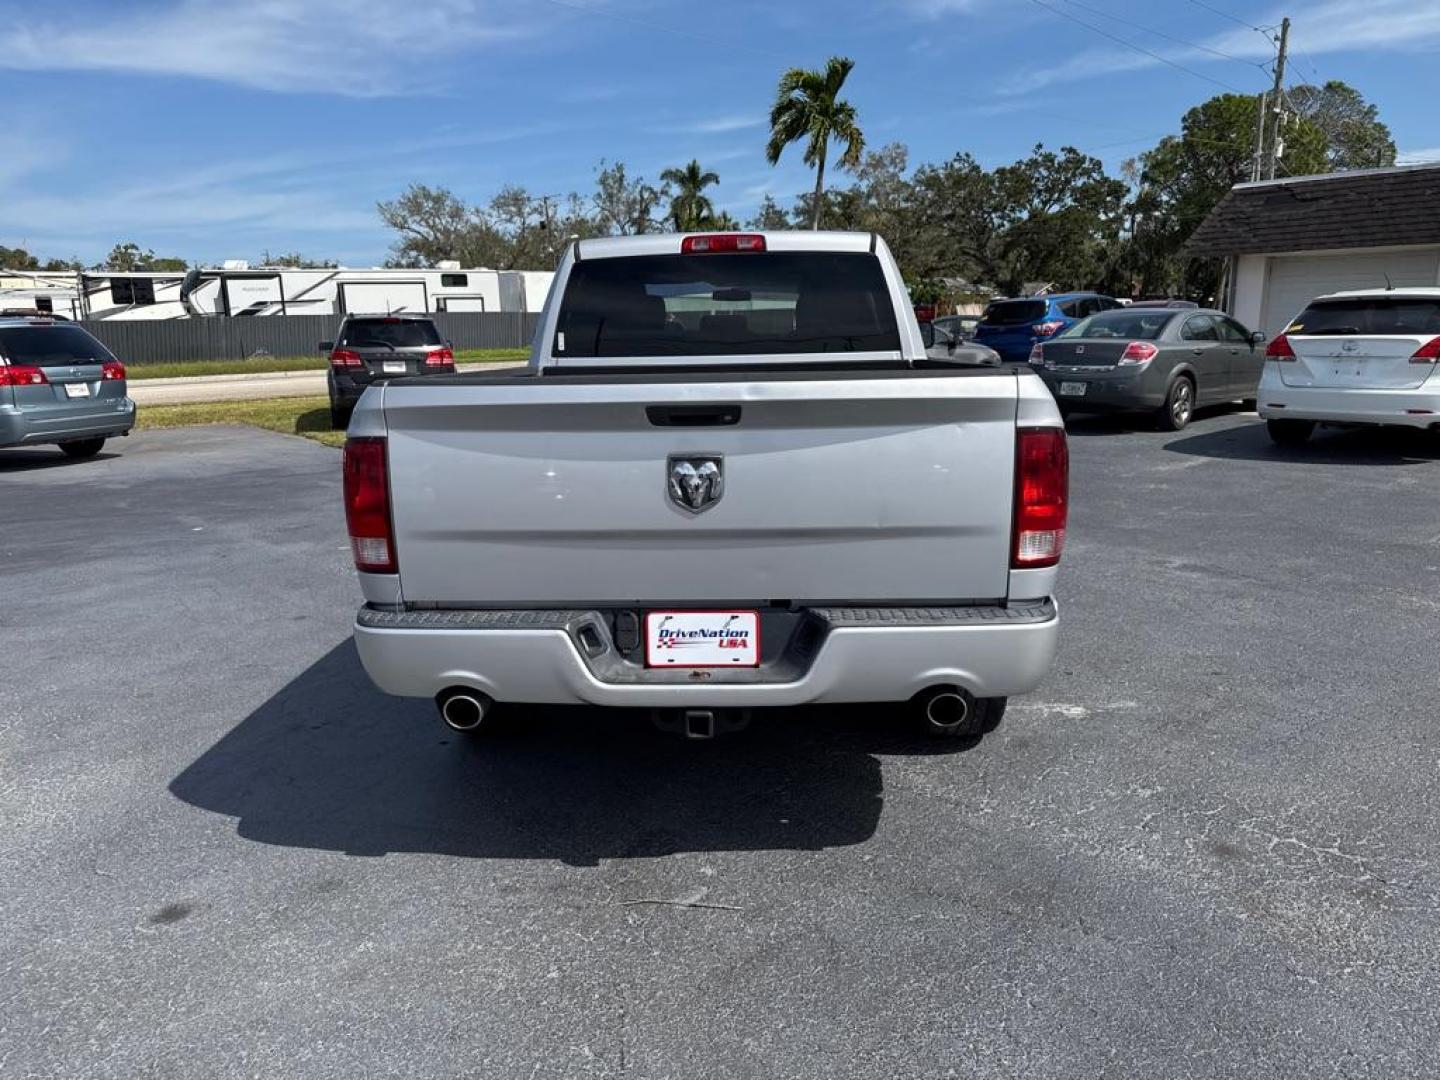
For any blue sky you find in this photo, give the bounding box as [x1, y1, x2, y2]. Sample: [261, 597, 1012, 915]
[1, 0, 1436, 268]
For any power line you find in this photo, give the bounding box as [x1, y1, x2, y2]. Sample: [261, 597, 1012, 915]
[1182, 0, 1267, 34]
[1023, 0, 1248, 92]
[1054, 0, 1270, 71]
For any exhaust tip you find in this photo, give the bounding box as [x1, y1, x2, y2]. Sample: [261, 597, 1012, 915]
[437, 688, 492, 732]
[913, 685, 979, 737]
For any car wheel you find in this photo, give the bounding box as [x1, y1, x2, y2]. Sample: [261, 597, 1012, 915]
[1266, 418, 1315, 445]
[1157, 376, 1195, 431]
[59, 437, 106, 459]
[329, 403, 352, 430]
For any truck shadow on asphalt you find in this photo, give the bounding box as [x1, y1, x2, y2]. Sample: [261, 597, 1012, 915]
[168, 641, 967, 866]
[1164, 421, 1440, 465]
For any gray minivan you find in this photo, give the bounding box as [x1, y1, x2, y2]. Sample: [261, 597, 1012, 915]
[1031, 307, 1266, 430]
[0, 315, 135, 458]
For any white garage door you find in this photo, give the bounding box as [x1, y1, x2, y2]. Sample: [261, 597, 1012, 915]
[1261, 249, 1440, 335]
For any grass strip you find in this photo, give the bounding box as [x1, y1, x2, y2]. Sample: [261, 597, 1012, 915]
[126, 348, 528, 380]
[136, 395, 347, 447]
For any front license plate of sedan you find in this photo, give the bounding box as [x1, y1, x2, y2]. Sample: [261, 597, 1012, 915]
[1059, 381, 1087, 397]
[382, 361, 407, 374]
[645, 610, 760, 667]
[64, 383, 90, 398]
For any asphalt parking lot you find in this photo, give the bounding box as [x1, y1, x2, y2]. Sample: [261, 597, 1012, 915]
[4, 412, 1440, 1079]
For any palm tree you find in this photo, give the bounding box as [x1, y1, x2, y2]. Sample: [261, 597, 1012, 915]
[661, 160, 720, 232]
[766, 56, 865, 230]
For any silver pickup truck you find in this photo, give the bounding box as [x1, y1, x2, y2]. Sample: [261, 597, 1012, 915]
[346, 231, 1066, 740]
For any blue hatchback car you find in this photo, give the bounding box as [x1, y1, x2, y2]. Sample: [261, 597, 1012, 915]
[973, 292, 1123, 362]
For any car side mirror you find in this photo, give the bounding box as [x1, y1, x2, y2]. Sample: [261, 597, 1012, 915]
[1250, 331, 1266, 344]
[919, 322, 935, 348]
[319, 340, 333, 353]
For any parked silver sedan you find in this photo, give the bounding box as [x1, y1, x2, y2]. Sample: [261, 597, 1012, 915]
[0, 315, 135, 458]
[1030, 307, 1266, 430]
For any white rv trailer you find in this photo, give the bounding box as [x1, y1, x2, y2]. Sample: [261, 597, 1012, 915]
[0, 264, 555, 320]
[179, 263, 553, 318]
[0, 270, 85, 319]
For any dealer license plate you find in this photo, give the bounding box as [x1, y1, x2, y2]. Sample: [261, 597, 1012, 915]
[645, 610, 760, 667]
[382, 361, 407, 374]
[64, 383, 91, 398]
[1058, 381, 1087, 397]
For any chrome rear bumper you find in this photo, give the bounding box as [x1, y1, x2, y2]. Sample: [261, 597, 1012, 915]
[354, 601, 1059, 706]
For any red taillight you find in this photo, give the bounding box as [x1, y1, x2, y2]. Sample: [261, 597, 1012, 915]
[343, 437, 397, 574]
[1032, 320, 1065, 338]
[1265, 334, 1296, 360]
[1410, 336, 1440, 363]
[1012, 427, 1068, 569]
[1119, 341, 1158, 365]
[424, 346, 454, 368]
[331, 348, 362, 367]
[101, 359, 126, 381]
[680, 233, 766, 254]
[0, 364, 48, 386]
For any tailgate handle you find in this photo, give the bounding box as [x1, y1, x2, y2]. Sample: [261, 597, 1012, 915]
[646, 405, 741, 427]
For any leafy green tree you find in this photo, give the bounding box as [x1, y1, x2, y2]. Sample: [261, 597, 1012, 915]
[911, 145, 1125, 295]
[766, 56, 865, 230]
[747, 195, 792, 231]
[261, 250, 338, 268]
[660, 160, 720, 232]
[0, 245, 40, 269]
[97, 242, 187, 272]
[1126, 93, 1327, 297]
[1289, 80, 1396, 171]
[592, 160, 667, 235]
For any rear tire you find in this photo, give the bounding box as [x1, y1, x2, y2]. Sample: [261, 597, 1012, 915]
[1156, 376, 1194, 431]
[59, 437, 106, 459]
[329, 403, 352, 430]
[1267, 418, 1315, 445]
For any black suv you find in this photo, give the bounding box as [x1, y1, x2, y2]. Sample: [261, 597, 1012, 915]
[321, 313, 456, 428]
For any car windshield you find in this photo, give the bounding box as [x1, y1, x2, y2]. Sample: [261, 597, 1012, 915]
[1060, 310, 1173, 340]
[980, 299, 1047, 326]
[339, 319, 442, 349]
[1289, 297, 1440, 336]
[0, 324, 115, 365]
[553, 251, 901, 357]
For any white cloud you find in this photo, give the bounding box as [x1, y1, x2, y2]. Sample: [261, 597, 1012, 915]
[0, 124, 563, 262]
[1397, 148, 1440, 165]
[1000, 0, 1440, 95]
[898, 0, 989, 16]
[652, 115, 765, 136]
[0, 0, 531, 95]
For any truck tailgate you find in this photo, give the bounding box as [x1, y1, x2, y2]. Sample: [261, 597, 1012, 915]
[383, 371, 1018, 605]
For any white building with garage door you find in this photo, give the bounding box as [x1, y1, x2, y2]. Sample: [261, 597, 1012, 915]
[1187, 163, 1440, 336]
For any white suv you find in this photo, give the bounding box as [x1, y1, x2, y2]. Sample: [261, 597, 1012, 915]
[1258, 288, 1440, 444]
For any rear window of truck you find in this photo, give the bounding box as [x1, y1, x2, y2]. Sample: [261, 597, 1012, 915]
[1289, 297, 1440, 336]
[340, 318, 442, 348]
[0, 325, 115, 365]
[552, 252, 901, 357]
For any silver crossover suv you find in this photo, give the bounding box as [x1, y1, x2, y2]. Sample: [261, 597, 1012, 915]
[0, 314, 136, 459]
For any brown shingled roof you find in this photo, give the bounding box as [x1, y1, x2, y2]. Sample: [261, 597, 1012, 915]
[1185, 163, 1440, 258]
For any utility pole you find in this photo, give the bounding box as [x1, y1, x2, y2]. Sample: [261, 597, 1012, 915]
[1263, 16, 1290, 181]
[1250, 89, 1269, 183]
